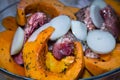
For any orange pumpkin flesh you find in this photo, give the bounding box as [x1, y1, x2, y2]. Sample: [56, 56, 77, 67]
[2, 16, 18, 31]
[23, 27, 84, 80]
[0, 30, 25, 76]
[81, 69, 92, 78]
[16, 0, 79, 26]
[84, 44, 120, 76]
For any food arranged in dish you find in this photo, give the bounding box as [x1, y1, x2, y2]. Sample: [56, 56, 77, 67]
[0, 0, 120, 79]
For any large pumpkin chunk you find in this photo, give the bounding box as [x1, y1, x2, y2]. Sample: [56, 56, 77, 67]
[23, 27, 84, 80]
[16, 0, 79, 26]
[0, 30, 25, 76]
[84, 44, 120, 76]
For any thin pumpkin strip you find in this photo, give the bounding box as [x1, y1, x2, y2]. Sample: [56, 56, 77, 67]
[0, 30, 25, 76]
[23, 27, 84, 80]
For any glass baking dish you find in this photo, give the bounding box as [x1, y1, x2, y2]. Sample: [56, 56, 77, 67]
[0, 0, 120, 80]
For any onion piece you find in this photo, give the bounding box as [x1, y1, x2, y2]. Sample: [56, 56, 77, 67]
[92, 0, 107, 9]
[90, 5, 104, 28]
[28, 23, 51, 42]
[50, 15, 71, 40]
[28, 15, 71, 41]
[87, 30, 116, 54]
[71, 20, 87, 41]
[11, 27, 24, 55]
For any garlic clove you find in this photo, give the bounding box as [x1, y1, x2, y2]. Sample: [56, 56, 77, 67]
[11, 27, 24, 55]
[71, 20, 87, 41]
[90, 5, 104, 28]
[50, 15, 71, 40]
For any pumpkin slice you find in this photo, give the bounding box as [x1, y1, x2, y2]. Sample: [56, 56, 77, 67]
[0, 30, 25, 76]
[2, 16, 18, 31]
[84, 44, 120, 76]
[16, 0, 79, 26]
[23, 27, 84, 80]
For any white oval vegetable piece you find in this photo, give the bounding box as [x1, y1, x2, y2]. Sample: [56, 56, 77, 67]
[11, 27, 24, 55]
[90, 5, 104, 28]
[71, 20, 87, 41]
[28, 15, 71, 41]
[50, 15, 71, 40]
[87, 30, 116, 54]
[92, 0, 107, 9]
[28, 23, 51, 42]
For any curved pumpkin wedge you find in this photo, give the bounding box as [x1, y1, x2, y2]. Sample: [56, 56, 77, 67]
[84, 44, 120, 76]
[16, 0, 79, 26]
[2, 16, 18, 31]
[23, 27, 84, 80]
[0, 30, 25, 76]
